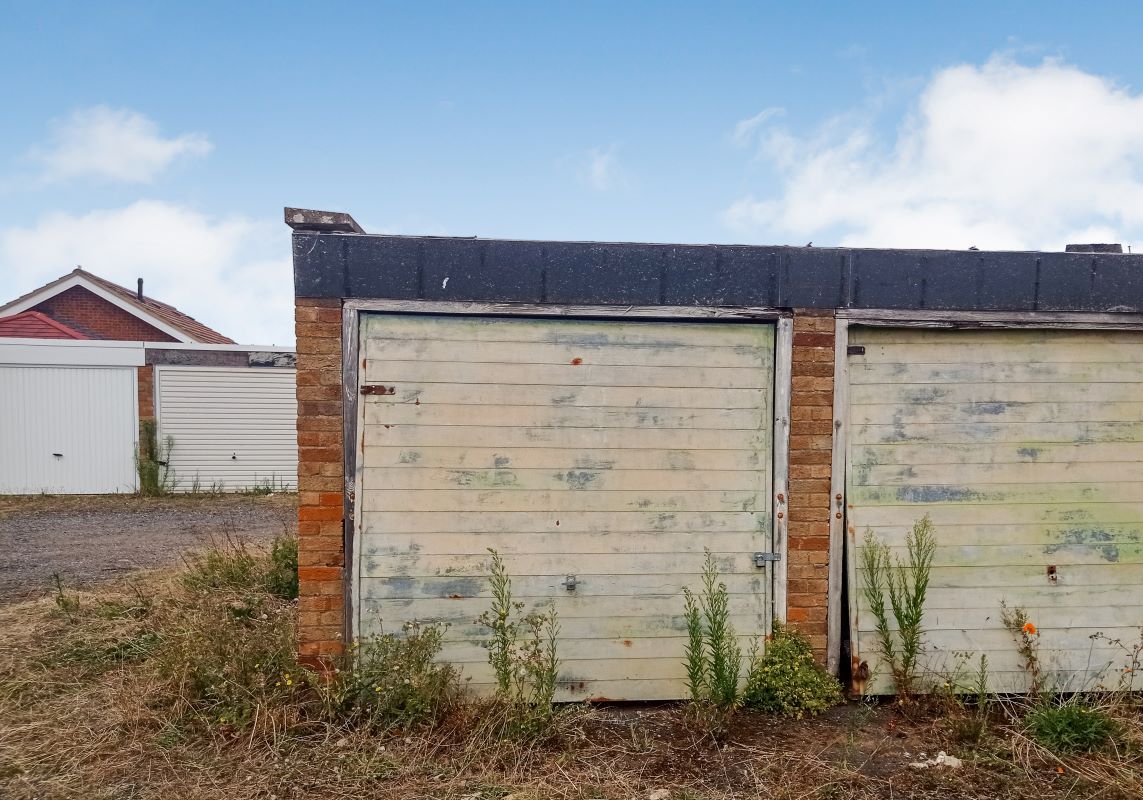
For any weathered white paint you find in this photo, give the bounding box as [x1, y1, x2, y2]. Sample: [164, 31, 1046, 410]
[0, 365, 138, 494]
[354, 313, 777, 701]
[846, 327, 1143, 694]
[155, 366, 298, 491]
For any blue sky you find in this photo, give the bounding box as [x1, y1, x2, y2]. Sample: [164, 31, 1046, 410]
[3, 1, 1143, 344]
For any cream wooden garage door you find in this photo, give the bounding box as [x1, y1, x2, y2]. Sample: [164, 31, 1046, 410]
[846, 327, 1143, 693]
[354, 314, 777, 701]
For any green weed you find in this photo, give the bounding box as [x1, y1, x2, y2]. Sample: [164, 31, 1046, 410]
[743, 621, 842, 718]
[860, 516, 936, 697]
[477, 548, 562, 739]
[1026, 700, 1119, 754]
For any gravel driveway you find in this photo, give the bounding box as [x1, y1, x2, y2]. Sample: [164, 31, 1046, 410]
[0, 494, 297, 602]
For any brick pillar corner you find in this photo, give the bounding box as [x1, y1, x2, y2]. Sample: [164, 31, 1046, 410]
[295, 297, 346, 666]
[137, 365, 155, 422]
[785, 310, 836, 662]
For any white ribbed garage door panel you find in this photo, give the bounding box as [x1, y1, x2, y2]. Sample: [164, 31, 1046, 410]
[156, 367, 298, 490]
[355, 314, 776, 701]
[0, 366, 137, 494]
[846, 327, 1143, 693]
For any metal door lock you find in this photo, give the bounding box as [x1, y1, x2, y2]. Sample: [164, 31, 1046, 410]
[753, 552, 780, 568]
[562, 575, 578, 591]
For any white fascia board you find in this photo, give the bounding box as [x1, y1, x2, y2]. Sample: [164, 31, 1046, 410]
[1, 275, 195, 343]
[0, 338, 146, 367]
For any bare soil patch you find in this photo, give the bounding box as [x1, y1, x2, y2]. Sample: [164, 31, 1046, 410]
[0, 494, 296, 602]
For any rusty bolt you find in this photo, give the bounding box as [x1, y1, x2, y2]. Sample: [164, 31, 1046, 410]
[835, 511, 842, 519]
[777, 512, 784, 519]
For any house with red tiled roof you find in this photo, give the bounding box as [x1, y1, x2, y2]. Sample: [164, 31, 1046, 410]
[0, 267, 233, 343]
[1, 269, 296, 496]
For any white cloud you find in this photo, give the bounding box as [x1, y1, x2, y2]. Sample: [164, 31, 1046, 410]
[32, 106, 212, 183]
[723, 56, 1143, 251]
[579, 145, 627, 191]
[0, 201, 293, 345]
[732, 107, 784, 147]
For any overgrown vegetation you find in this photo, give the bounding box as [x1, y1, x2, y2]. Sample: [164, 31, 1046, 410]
[1026, 700, 1121, 754]
[4, 536, 1143, 799]
[476, 548, 562, 739]
[182, 535, 298, 600]
[135, 419, 176, 496]
[743, 621, 843, 718]
[860, 515, 937, 697]
[682, 549, 743, 718]
[316, 622, 460, 731]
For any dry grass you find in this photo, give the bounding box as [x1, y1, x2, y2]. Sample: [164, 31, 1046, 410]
[1, 568, 1141, 799]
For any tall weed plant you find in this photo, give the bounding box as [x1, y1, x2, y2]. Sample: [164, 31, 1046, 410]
[683, 550, 743, 714]
[136, 419, 176, 496]
[477, 549, 562, 739]
[860, 515, 936, 697]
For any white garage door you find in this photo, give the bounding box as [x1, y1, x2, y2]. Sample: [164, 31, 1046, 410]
[156, 367, 298, 491]
[846, 327, 1143, 693]
[0, 365, 137, 494]
[355, 314, 777, 701]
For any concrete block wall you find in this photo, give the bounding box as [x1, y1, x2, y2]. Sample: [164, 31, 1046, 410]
[785, 311, 836, 661]
[294, 297, 347, 665]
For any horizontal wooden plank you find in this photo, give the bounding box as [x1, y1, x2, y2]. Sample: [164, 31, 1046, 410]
[361, 446, 765, 472]
[369, 382, 768, 410]
[859, 608, 1143, 630]
[364, 360, 770, 389]
[854, 649, 1134, 695]
[362, 424, 772, 450]
[360, 550, 765, 578]
[851, 420, 1143, 445]
[851, 627, 1133, 658]
[434, 635, 745, 663]
[851, 361, 1143, 385]
[850, 441, 1143, 466]
[851, 542, 1143, 568]
[362, 531, 764, 557]
[852, 501, 1143, 527]
[849, 521, 1143, 548]
[360, 572, 771, 600]
[852, 401, 1143, 426]
[849, 481, 1143, 506]
[853, 340, 1143, 365]
[851, 380, 1143, 406]
[857, 461, 1143, 486]
[359, 489, 768, 513]
[365, 403, 767, 431]
[903, 564, 1143, 589]
[852, 328, 1143, 347]
[361, 467, 767, 493]
[361, 510, 765, 535]
[363, 593, 766, 622]
[363, 314, 773, 349]
[356, 604, 766, 642]
[364, 336, 770, 369]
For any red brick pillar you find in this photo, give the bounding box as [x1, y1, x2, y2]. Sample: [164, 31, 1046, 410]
[137, 366, 155, 422]
[785, 311, 836, 662]
[295, 297, 346, 665]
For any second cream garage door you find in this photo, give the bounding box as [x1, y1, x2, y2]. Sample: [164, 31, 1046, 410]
[354, 314, 777, 701]
[846, 327, 1143, 694]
